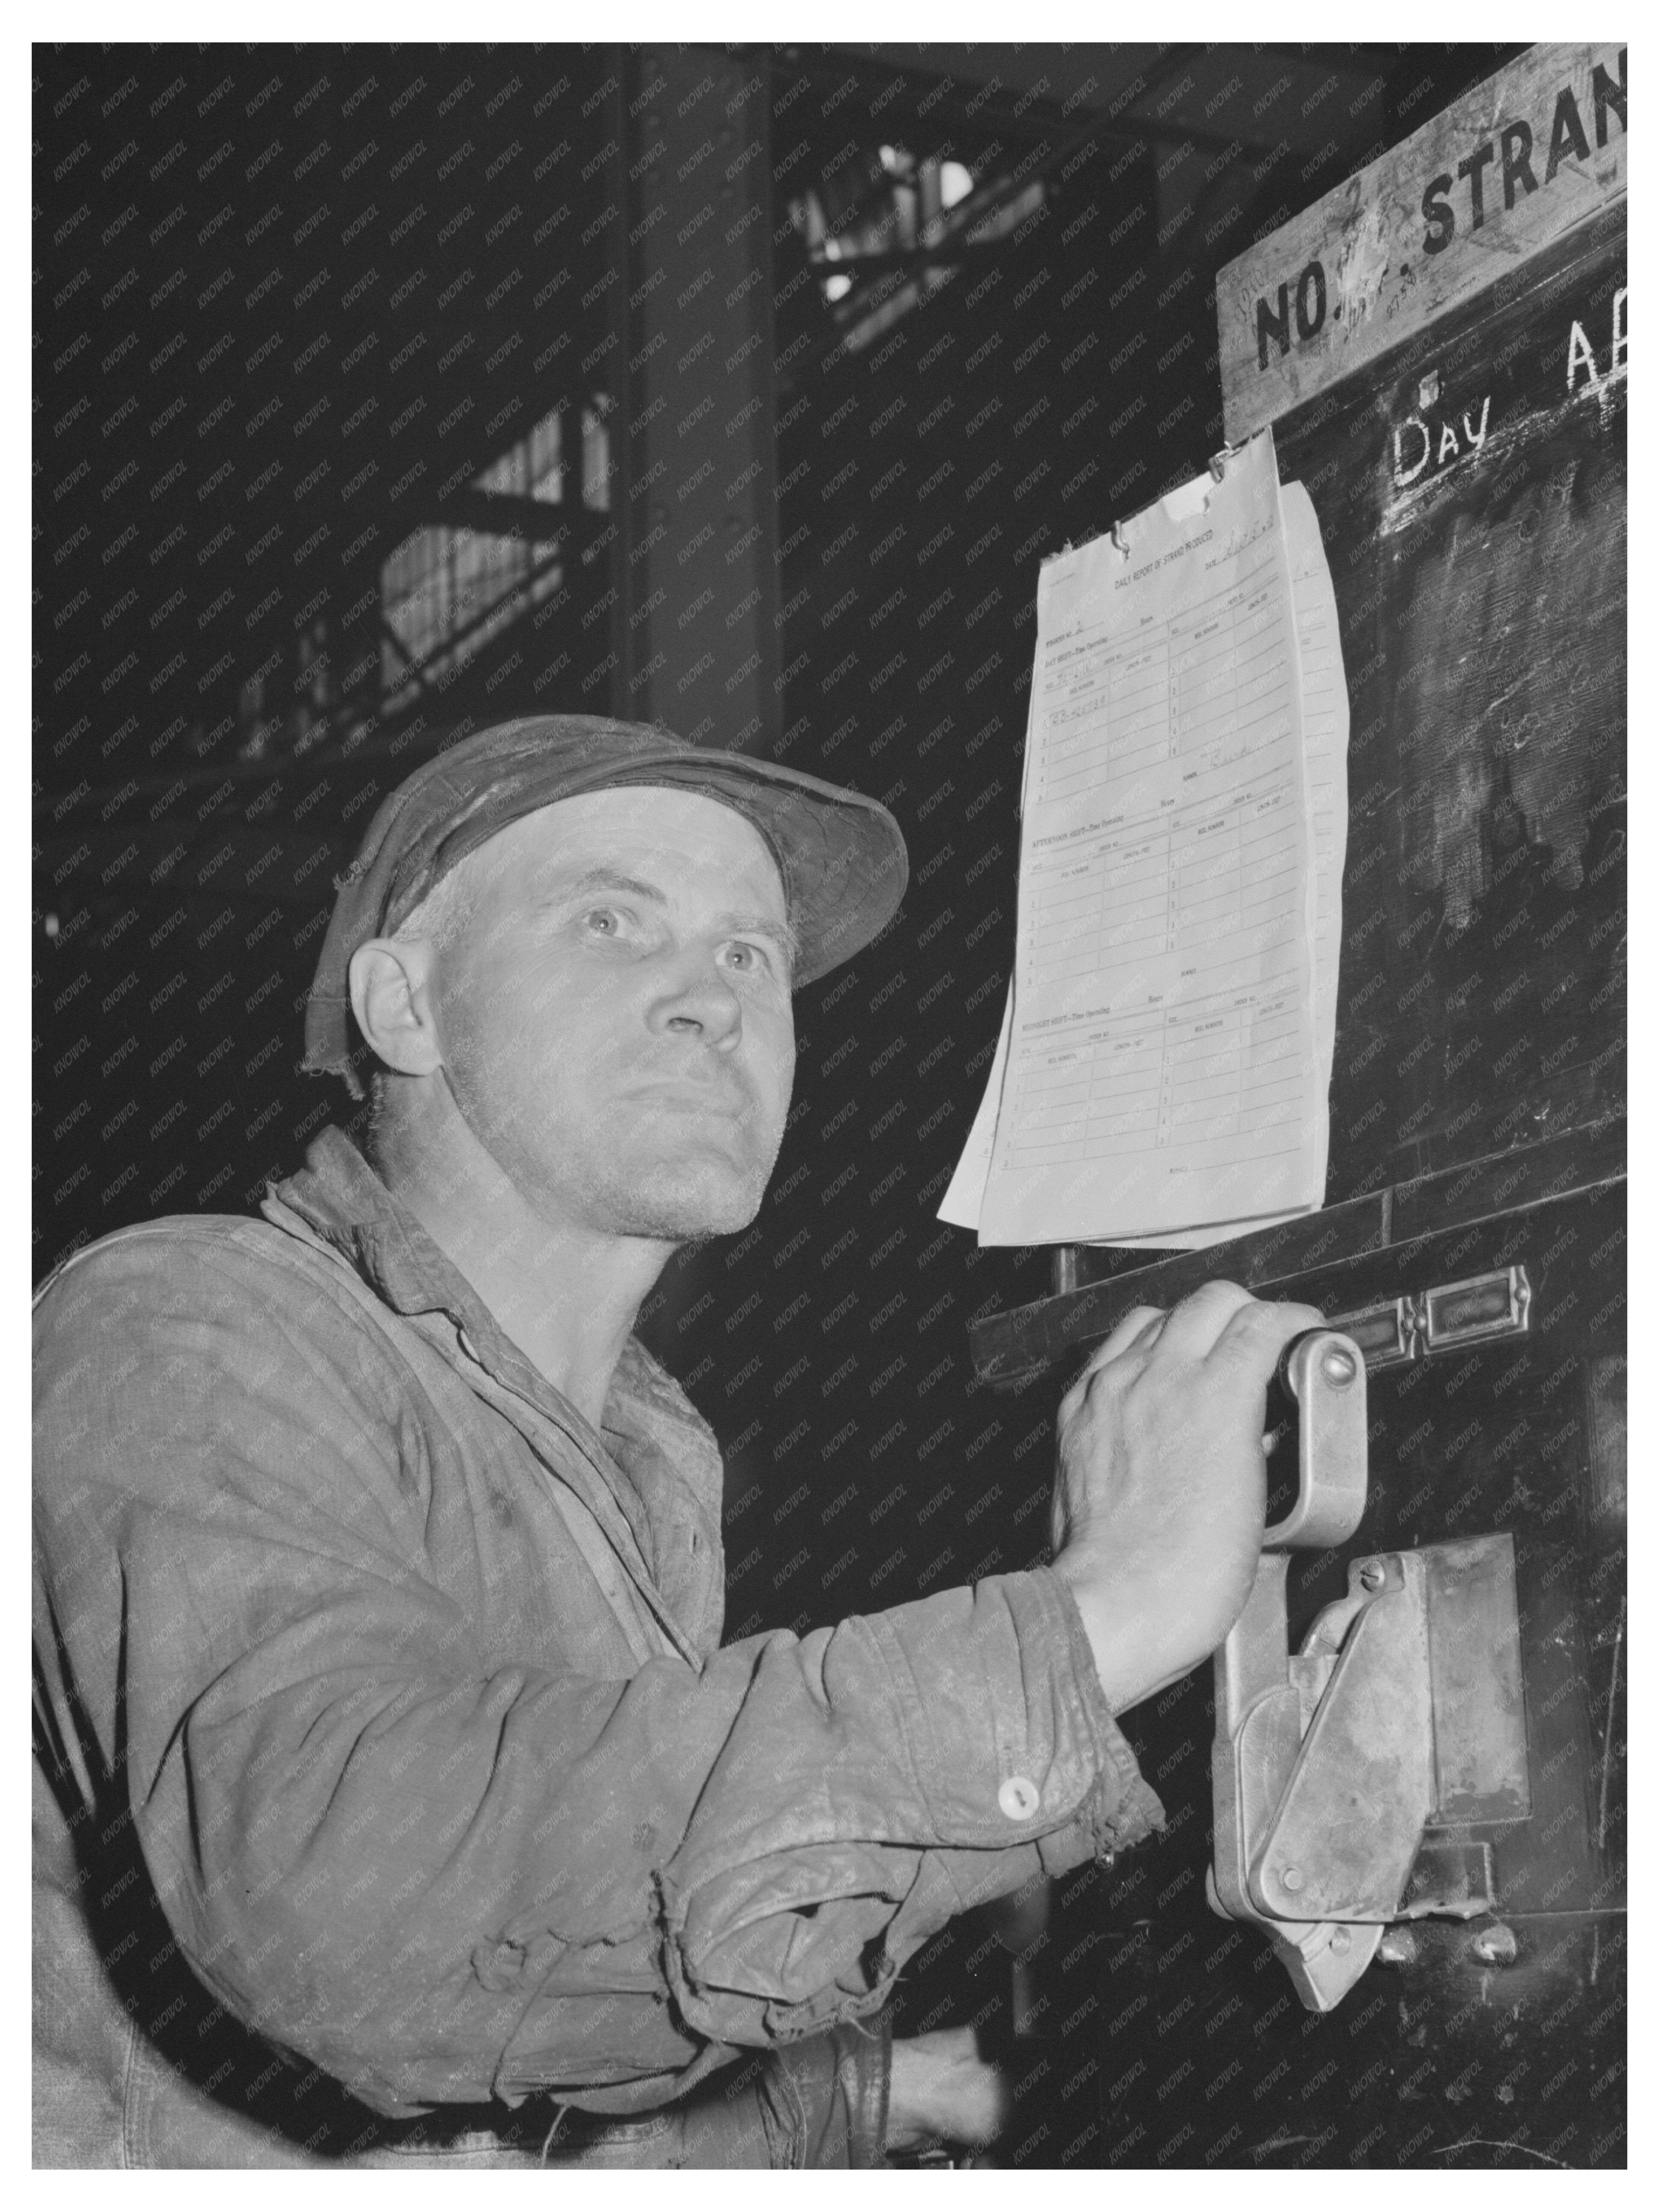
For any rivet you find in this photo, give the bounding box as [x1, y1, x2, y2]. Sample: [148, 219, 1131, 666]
[1470, 1922, 1518, 1966]
[1279, 1865, 1304, 1893]
[1329, 1926, 1351, 1954]
[1321, 1345, 1358, 1386]
[1359, 1561, 1386, 1591]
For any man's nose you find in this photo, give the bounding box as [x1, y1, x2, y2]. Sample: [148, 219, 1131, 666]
[651, 948, 744, 1047]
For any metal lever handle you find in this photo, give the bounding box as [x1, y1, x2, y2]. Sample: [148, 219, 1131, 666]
[1262, 1330, 1367, 1550]
[1208, 1327, 1378, 2010]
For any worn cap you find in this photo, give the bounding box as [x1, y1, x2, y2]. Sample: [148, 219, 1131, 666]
[304, 714, 909, 1097]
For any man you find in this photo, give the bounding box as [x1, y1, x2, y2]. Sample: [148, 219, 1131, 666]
[34, 715, 1319, 2166]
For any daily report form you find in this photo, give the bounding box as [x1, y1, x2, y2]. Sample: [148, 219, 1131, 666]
[967, 430, 1326, 1247]
[1078, 478, 1349, 1250]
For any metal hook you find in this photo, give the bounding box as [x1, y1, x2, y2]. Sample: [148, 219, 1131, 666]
[1110, 519, 1131, 560]
[1208, 446, 1233, 483]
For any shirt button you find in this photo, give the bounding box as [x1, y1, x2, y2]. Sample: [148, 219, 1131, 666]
[998, 1776, 1041, 1821]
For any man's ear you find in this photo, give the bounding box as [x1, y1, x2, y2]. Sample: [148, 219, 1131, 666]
[348, 937, 444, 1077]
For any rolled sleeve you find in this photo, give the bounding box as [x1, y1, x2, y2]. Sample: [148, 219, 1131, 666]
[652, 1569, 1162, 2050]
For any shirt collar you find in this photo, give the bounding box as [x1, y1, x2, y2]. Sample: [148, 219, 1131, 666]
[259, 1124, 723, 1508]
[262, 1123, 479, 1326]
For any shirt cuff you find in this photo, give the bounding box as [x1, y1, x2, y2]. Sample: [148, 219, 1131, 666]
[1027, 1566, 1166, 1874]
[657, 1568, 1163, 2048]
[859, 1566, 1164, 1859]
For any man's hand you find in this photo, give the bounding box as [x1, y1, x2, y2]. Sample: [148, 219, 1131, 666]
[885, 2027, 1011, 2156]
[1048, 1280, 1324, 1713]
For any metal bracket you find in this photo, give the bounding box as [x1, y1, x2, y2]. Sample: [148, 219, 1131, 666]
[1419, 1264, 1532, 1351]
[1325, 1294, 1416, 1370]
[1328, 1264, 1531, 1374]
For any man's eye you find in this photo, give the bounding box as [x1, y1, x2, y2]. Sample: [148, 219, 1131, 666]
[722, 940, 774, 975]
[582, 908, 621, 936]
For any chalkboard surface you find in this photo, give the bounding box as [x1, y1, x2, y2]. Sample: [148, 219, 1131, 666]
[1279, 195, 1625, 1203]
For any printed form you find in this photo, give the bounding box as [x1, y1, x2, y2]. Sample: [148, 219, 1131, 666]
[967, 431, 1325, 1246]
[942, 474, 1347, 1245]
[1089, 479, 1348, 1248]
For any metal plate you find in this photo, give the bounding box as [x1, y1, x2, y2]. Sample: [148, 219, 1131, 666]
[1424, 1534, 1531, 1822]
[1420, 1267, 1533, 1353]
[1328, 1296, 1416, 1370]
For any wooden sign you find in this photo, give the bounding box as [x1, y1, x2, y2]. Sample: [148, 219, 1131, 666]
[1218, 42, 1627, 441]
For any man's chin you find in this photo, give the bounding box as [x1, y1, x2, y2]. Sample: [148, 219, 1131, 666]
[608, 1158, 769, 1243]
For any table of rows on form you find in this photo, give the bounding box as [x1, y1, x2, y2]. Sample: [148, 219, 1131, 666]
[1034, 552, 1296, 808]
[1026, 782, 1298, 982]
[1003, 989, 1307, 1167]
[1007, 534, 1310, 1172]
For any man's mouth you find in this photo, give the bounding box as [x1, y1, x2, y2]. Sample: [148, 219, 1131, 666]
[631, 1081, 751, 1120]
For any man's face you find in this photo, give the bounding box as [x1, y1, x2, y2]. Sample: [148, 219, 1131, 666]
[426, 786, 797, 1242]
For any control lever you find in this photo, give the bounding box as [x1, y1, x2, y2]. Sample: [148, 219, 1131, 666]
[1207, 1328, 1527, 2012]
[1208, 1330, 1379, 2010]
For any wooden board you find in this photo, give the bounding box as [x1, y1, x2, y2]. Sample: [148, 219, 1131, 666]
[1218, 42, 1627, 442]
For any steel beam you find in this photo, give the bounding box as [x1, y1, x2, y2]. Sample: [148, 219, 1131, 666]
[605, 48, 779, 750]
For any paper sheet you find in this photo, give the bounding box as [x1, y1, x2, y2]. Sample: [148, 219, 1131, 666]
[1085, 481, 1349, 1249]
[944, 435, 1334, 1246]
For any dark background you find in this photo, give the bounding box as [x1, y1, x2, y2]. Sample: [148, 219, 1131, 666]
[36, 42, 1549, 2165]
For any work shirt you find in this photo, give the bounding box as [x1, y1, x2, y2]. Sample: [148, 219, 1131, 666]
[32, 1126, 1162, 2166]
